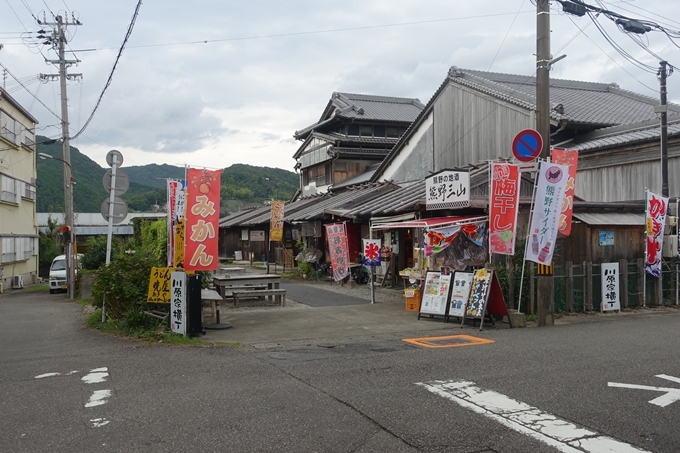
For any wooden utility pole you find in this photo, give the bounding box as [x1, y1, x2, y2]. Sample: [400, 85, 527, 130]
[658, 61, 669, 197]
[536, 0, 554, 326]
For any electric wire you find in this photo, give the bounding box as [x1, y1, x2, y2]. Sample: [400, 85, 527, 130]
[0, 61, 62, 119]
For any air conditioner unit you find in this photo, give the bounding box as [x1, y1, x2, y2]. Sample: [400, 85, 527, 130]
[12, 275, 24, 289]
[663, 235, 678, 258]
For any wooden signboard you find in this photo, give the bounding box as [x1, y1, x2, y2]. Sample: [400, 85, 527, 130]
[446, 271, 474, 322]
[418, 271, 452, 320]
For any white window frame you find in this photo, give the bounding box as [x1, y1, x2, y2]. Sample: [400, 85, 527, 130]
[1, 174, 18, 204]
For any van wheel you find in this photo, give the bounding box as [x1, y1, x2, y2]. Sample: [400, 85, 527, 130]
[49, 289, 56, 294]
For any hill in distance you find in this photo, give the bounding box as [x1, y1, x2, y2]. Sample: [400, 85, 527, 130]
[36, 136, 299, 215]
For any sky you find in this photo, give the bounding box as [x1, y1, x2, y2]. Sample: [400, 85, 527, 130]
[1, 0, 679, 173]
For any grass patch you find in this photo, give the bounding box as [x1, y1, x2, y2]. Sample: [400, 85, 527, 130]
[86, 309, 204, 345]
[24, 284, 50, 292]
[526, 313, 538, 322]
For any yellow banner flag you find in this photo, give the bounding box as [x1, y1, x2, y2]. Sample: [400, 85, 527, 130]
[270, 200, 285, 242]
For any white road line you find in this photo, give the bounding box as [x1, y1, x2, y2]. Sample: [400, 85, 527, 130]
[34, 372, 60, 379]
[608, 382, 680, 407]
[418, 380, 649, 453]
[90, 418, 110, 428]
[85, 390, 112, 408]
[82, 367, 109, 384]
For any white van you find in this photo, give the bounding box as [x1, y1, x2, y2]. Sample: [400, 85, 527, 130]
[48, 254, 83, 294]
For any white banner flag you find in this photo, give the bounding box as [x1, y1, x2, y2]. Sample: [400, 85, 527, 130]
[526, 162, 569, 265]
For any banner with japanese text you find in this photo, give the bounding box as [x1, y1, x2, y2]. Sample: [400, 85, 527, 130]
[526, 162, 569, 265]
[170, 271, 186, 335]
[185, 168, 221, 271]
[601, 263, 620, 312]
[325, 223, 350, 281]
[489, 162, 520, 255]
[173, 180, 187, 269]
[167, 180, 179, 266]
[551, 149, 579, 236]
[362, 239, 381, 266]
[645, 190, 668, 277]
[270, 200, 285, 242]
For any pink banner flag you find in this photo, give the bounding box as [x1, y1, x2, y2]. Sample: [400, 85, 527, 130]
[325, 223, 350, 281]
[551, 149, 579, 236]
[645, 190, 668, 277]
[489, 162, 520, 255]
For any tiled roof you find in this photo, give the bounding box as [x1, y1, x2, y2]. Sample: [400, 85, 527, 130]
[453, 68, 680, 127]
[571, 116, 680, 152]
[295, 92, 424, 139]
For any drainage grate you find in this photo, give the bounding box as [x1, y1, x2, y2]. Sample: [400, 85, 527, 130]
[402, 334, 495, 349]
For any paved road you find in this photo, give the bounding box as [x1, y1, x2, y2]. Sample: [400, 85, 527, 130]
[2, 289, 680, 452]
[281, 278, 372, 307]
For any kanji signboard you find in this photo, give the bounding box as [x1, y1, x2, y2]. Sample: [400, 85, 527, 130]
[147, 267, 173, 303]
[601, 263, 620, 312]
[170, 271, 186, 335]
[425, 169, 470, 210]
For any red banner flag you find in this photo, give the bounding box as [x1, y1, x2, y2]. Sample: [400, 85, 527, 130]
[185, 168, 221, 271]
[489, 162, 520, 255]
[551, 149, 579, 236]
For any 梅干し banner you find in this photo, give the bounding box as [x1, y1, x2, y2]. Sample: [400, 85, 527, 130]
[185, 168, 221, 271]
[489, 162, 520, 255]
[526, 162, 569, 265]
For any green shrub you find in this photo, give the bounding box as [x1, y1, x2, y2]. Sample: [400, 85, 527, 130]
[92, 252, 158, 326]
[82, 235, 121, 270]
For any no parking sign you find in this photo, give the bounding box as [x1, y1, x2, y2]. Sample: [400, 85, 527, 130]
[512, 129, 543, 162]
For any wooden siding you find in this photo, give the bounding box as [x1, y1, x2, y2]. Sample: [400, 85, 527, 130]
[558, 222, 644, 264]
[576, 141, 680, 202]
[433, 84, 533, 171]
[333, 160, 373, 186]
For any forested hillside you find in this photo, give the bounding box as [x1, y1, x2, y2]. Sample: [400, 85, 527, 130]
[36, 136, 299, 214]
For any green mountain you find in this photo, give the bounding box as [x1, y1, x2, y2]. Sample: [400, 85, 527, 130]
[36, 136, 299, 214]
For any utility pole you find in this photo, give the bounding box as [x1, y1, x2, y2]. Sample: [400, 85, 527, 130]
[38, 13, 82, 299]
[536, 0, 554, 326]
[658, 61, 670, 198]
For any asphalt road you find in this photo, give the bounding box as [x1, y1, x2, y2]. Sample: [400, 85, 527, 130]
[2, 289, 679, 452]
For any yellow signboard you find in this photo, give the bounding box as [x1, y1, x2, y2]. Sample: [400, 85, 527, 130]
[147, 267, 175, 303]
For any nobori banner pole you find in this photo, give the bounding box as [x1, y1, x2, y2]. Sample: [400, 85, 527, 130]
[643, 189, 648, 307]
[517, 159, 542, 314]
[370, 225, 375, 304]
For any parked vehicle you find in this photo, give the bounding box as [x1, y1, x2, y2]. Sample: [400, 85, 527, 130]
[48, 254, 83, 294]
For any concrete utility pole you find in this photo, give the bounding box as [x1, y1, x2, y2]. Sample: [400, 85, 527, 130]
[658, 61, 670, 198]
[38, 14, 82, 299]
[536, 0, 554, 326]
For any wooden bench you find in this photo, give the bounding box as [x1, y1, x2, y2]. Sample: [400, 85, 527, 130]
[232, 289, 287, 307]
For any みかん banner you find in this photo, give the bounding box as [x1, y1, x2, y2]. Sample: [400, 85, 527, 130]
[644, 190, 668, 278]
[185, 168, 221, 271]
[489, 162, 520, 255]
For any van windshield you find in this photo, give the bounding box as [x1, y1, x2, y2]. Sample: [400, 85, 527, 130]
[51, 260, 66, 271]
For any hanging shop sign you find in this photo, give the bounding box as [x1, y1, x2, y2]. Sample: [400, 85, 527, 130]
[526, 162, 569, 265]
[185, 168, 221, 271]
[250, 230, 265, 242]
[325, 223, 350, 281]
[362, 239, 382, 266]
[644, 190, 668, 278]
[551, 149, 579, 236]
[489, 162, 520, 255]
[425, 168, 470, 210]
[270, 200, 285, 242]
[601, 263, 621, 312]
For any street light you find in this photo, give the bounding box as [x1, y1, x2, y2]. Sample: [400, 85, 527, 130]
[38, 152, 75, 299]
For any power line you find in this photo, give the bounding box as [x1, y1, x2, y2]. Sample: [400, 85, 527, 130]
[69, 0, 141, 140]
[0, 61, 62, 118]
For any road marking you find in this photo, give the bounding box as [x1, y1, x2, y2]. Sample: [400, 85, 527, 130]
[82, 367, 109, 384]
[90, 418, 110, 428]
[402, 334, 495, 349]
[608, 374, 680, 407]
[85, 389, 112, 408]
[417, 379, 649, 453]
[34, 372, 61, 379]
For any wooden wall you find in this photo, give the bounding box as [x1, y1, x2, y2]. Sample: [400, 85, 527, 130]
[434, 83, 533, 170]
[558, 222, 644, 264]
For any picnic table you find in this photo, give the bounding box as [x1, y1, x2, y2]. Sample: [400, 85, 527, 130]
[213, 274, 284, 306]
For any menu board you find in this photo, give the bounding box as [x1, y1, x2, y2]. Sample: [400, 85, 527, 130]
[448, 272, 474, 318]
[419, 271, 452, 316]
[466, 269, 493, 318]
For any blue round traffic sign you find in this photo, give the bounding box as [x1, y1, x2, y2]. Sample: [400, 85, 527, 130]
[512, 129, 543, 162]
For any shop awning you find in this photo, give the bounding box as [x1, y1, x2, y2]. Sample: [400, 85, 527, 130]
[370, 215, 488, 230]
